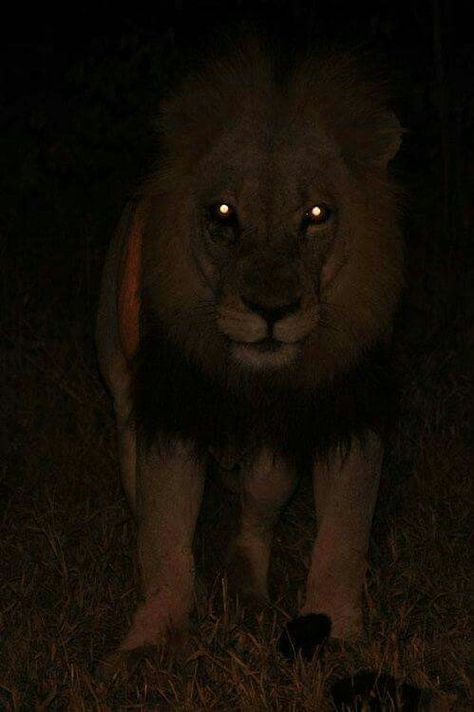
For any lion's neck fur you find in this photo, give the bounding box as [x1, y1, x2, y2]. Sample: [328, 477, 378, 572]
[132, 321, 396, 469]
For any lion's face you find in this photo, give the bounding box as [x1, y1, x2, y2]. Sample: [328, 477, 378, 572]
[192, 138, 350, 371]
[143, 47, 404, 387]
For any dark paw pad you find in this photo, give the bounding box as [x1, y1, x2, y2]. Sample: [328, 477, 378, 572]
[278, 613, 332, 661]
[331, 671, 429, 711]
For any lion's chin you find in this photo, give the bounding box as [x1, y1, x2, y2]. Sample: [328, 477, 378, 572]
[231, 340, 299, 370]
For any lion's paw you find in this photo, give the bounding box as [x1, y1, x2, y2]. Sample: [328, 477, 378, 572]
[95, 645, 156, 683]
[96, 628, 192, 683]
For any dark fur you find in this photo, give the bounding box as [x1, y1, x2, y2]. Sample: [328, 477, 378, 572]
[133, 316, 397, 472]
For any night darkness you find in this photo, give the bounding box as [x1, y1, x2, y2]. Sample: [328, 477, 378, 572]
[1, 1, 472, 709]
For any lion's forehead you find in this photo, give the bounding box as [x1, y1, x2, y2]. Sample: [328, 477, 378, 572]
[196, 138, 345, 219]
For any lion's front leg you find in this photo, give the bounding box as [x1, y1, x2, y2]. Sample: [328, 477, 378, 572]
[228, 449, 298, 605]
[279, 432, 383, 660]
[120, 439, 205, 652]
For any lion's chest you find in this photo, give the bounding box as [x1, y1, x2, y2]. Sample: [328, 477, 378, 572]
[134, 335, 394, 465]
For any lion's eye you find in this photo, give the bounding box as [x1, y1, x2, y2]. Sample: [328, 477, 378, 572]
[210, 202, 236, 222]
[302, 204, 332, 232]
[207, 202, 239, 244]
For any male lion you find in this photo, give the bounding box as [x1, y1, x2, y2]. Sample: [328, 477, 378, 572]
[96, 37, 404, 660]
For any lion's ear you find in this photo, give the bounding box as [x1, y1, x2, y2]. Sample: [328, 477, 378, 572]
[339, 109, 405, 169]
[377, 111, 404, 166]
[117, 206, 143, 362]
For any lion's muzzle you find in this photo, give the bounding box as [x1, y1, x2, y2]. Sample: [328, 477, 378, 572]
[240, 296, 301, 326]
[215, 249, 320, 366]
[216, 293, 319, 368]
[216, 301, 318, 345]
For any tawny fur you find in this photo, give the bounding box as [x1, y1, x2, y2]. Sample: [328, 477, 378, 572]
[96, 36, 404, 655]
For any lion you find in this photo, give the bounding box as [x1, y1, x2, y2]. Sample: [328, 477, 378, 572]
[96, 36, 404, 660]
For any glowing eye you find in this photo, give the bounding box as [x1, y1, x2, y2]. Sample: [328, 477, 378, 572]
[209, 202, 236, 223]
[207, 202, 239, 243]
[303, 203, 332, 230]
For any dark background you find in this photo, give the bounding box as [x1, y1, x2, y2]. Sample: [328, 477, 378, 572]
[1, 1, 472, 708]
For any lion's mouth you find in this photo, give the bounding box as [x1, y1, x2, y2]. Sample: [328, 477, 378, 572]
[217, 303, 318, 352]
[230, 337, 300, 369]
[249, 337, 284, 353]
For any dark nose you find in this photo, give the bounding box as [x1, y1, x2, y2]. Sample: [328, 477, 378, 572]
[241, 296, 301, 326]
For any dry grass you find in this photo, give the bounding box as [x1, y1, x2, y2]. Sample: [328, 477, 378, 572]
[0, 218, 471, 712]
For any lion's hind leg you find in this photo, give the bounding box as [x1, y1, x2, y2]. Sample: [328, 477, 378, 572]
[227, 449, 298, 607]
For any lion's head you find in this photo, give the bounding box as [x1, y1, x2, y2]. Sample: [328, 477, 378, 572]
[134, 39, 404, 391]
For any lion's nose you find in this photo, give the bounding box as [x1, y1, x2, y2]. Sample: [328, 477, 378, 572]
[241, 297, 301, 326]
